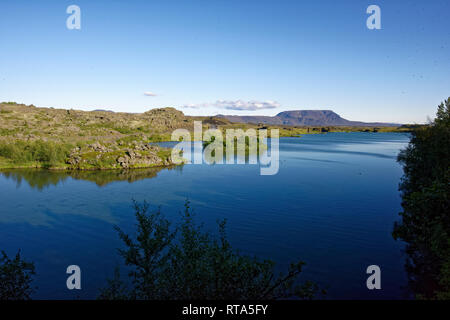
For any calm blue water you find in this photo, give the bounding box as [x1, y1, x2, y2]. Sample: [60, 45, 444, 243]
[0, 132, 411, 299]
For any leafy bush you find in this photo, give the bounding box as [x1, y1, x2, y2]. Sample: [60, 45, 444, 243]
[0, 251, 36, 300]
[99, 201, 320, 300]
[0, 140, 72, 167]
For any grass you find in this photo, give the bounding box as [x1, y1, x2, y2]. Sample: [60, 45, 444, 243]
[0, 140, 72, 169]
[157, 148, 172, 162]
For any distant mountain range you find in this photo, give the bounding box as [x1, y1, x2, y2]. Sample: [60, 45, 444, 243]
[216, 110, 400, 127]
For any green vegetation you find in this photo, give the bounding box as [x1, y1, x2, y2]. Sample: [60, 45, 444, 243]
[157, 148, 173, 163]
[0, 251, 36, 300]
[0, 101, 412, 170]
[0, 140, 73, 169]
[99, 201, 321, 300]
[393, 98, 450, 299]
[0, 201, 321, 300]
[203, 135, 267, 160]
[0, 102, 190, 170]
[148, 133, 172, 142]
[213, 122, 412, 138]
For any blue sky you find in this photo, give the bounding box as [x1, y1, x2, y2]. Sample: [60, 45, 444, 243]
[0, 0, 449, 123]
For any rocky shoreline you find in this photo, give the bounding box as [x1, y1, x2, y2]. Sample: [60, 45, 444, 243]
[0, 140, 178, 171]
[66, 141, 174, 170]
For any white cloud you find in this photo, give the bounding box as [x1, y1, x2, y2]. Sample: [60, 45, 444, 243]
[180, 103, 204, 109]
[144, 91, 157, 96]
[180, 100, 280, 111]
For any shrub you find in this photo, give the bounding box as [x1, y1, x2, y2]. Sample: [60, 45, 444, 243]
[393, 98, 450, 299]
[0, 251, 36, 300]
[0, 140, 72, 167]
[99, 200, 321, 300]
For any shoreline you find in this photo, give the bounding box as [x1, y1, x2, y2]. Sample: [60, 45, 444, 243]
[0, 132, 410, 171]
[0, 102, 415, 171]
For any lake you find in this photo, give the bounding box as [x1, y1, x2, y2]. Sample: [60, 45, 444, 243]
[0, 132, 412, 299]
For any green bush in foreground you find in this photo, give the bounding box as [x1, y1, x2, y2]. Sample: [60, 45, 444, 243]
[99, 200, 321, 300]
[0, 251, 36, 300]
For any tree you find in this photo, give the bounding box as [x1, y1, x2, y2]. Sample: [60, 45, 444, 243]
[0, 250, 36, 300]
[393, 98, 450, 299]
[99, 200, 321, 300]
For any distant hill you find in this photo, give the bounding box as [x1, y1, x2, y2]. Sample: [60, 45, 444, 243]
[217, 110, 400, 127]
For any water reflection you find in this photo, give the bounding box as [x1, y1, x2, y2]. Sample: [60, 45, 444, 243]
[0, 133, 412, 299]
[0, 166, 181, 190]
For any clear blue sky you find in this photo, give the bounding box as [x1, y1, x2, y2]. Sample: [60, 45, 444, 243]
[0, 0, 449, 123]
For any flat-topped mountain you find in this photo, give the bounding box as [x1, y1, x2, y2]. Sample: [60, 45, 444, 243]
[217, 110, 399, 127]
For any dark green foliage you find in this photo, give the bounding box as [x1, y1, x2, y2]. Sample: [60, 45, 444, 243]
[0, 251, 36, 300]
[98, 266, 130, 300]
[393, 98, 450, 299]
[100, 200, 320, 300]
